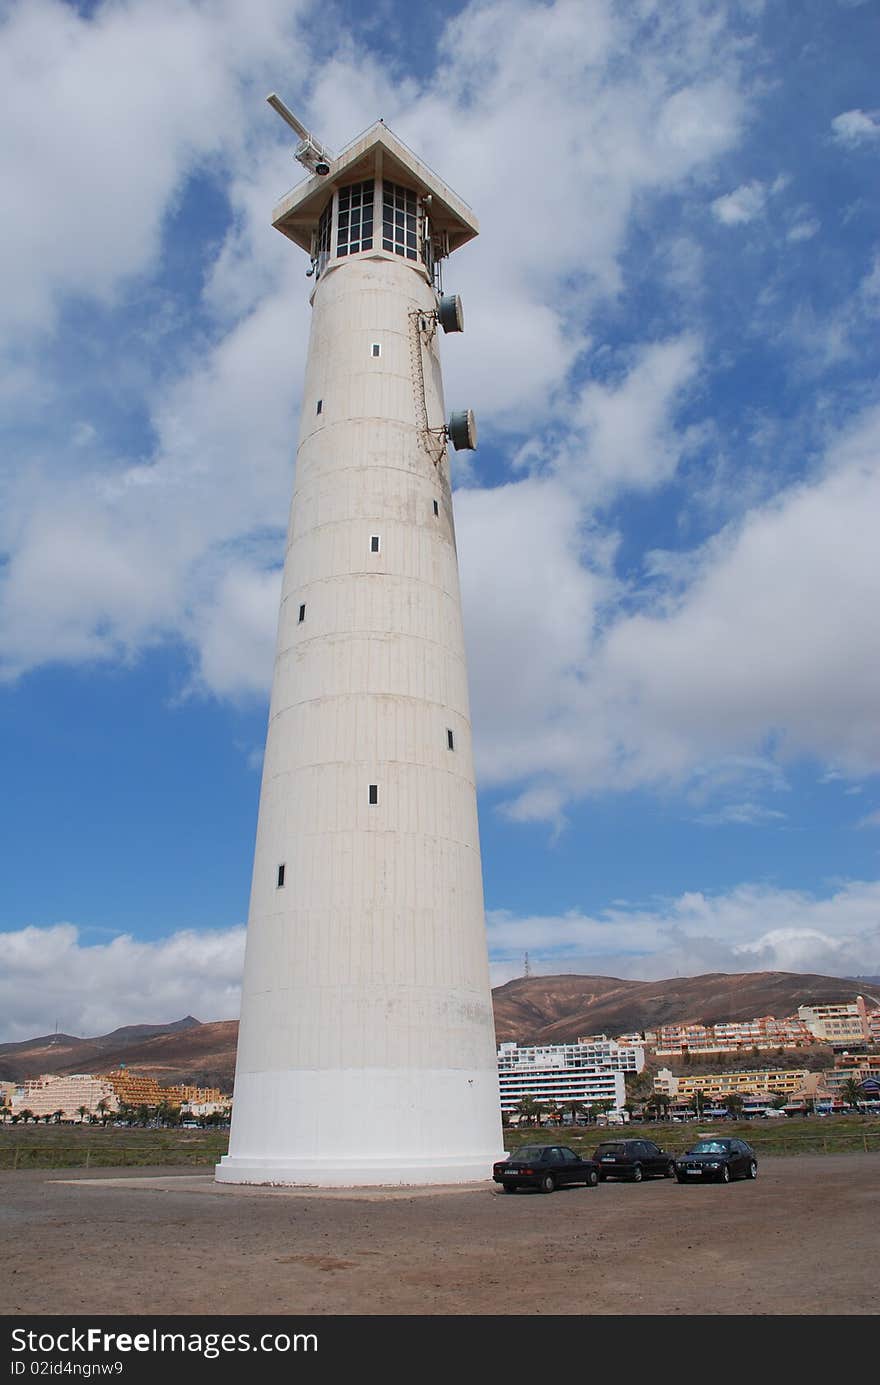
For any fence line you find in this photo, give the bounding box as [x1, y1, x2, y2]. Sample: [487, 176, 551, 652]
[4, 1143, 226, 1170]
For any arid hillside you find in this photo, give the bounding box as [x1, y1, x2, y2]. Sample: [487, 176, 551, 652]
[491, 970, 880, 1043]
[2, 970, 877, 1088]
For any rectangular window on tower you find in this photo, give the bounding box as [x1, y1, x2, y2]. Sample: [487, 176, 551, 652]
[447, 729, 455, 751]
[371, 343, 381, 357]
[277, 864, 286, 888]
[336, 180, 374, 256]
[298, 604, 306, 623]
[316, 399, 322, 415]
[370, 535, 380, 553]
[382, 180, 419, 260]
[368, 784, 378, 805]
[433, 499, 439, 516]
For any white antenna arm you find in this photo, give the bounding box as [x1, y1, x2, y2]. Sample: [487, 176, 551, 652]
[266, 92, 333, 173]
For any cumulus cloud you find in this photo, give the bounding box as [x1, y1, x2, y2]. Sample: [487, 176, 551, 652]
[0, 924, 245, 1043]
[461, 402, 880, 810]
[711, 180, 768, 225]
[831, 108, 880, 146]
[0, 0, 308, 335]
[486, 879, 880, 985]
[0, 0, 750, 700]
[5, 875, 879, 1041]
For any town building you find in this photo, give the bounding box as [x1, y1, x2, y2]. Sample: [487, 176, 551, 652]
[11, 1074, 119, 1120]
[496, 1037, 644, 1115]
[654, 1067, 822, 1103]
[164, 1084, 225, 1107]
[100, 1070, 167, 1108]
[797, 998, 871, 1046]
[649, 1014, 813, 1056]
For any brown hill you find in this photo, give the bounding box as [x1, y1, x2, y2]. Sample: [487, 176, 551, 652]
[2, 971, 877, 1088]
[492, 971, 880, 1043]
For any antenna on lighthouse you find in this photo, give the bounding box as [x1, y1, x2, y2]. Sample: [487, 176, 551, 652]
[267, 92, 333, 175]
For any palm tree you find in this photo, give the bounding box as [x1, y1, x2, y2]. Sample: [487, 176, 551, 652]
[724, 1093, 744, 1119]
[96, 1099, 110, 1125]
[513, 1096, 539, 1126]
[19, 1108, 34, 1125]
[565, 1100, 586, 1127]
[647, 1092, 671, 1121]
[840, 1077, 864, 1112]
[77, 1105, 89, 1124]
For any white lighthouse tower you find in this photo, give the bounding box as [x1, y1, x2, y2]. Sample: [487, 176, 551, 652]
[215, 101, 504, 1186]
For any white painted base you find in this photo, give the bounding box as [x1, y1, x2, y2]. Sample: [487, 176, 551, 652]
[214, 1152, 497, 1187]
[214, 1064, 504, 1187]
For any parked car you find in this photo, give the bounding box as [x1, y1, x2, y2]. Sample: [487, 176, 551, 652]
[593, 1138, 675, 1181]
[674, 1137, 758, 1183]
[493, 1144, 600, 1194]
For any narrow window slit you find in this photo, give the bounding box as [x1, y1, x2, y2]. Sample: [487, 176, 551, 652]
[298, 604, 306, 623]
[368, 784, 378, 805]
[370, 535, 380, 553]
[447, 729, 455, 751]
[277, 864, 286, 888]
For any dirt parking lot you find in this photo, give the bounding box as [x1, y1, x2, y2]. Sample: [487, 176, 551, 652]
[1, 1154, 877, 1316]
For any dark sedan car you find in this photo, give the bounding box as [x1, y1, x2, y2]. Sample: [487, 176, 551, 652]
[493, 1144, 600, 1194]
[593, 1138, 676, 1181]
[675, 1138, 758, 1183]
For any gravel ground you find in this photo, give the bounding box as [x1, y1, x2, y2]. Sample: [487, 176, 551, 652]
[1, 1154, 878, 1316]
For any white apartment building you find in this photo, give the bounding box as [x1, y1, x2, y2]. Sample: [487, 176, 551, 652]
[496, 1036, 644, 1115]
[797, 999, 870, 1045]
[11, 1074, 120, 1120]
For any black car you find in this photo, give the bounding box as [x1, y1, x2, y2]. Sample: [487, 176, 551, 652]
[675, 1137, 758, 1183]
[593, 1138, 675, 1182]
[493, 1144, 600, 1194]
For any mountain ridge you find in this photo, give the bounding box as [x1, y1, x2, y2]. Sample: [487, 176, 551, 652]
[2, 972, 876, 1088]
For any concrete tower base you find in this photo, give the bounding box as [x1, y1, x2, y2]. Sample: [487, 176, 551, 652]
[215, 1065, 503, 1186]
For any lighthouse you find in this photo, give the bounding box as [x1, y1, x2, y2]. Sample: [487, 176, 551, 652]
[215, 101, 504, 1185]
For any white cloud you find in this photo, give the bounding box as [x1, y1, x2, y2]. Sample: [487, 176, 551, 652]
[570, 335, 703, 499]
[0, 924, 245, 1042]
[0, 0, 309, 336]
[696, 802, 787, 826]
[487, 879, 880, 984]
[6, 876, 879, 1041]
[462, 402, 880, 803]
[786, 218, 820, 243]
[711, 179, 768, 225]
[856, 810, 880, 830]
[0, 0, 750, 698]
[711, 173, 790, 227]
[831, 108, 880, 146]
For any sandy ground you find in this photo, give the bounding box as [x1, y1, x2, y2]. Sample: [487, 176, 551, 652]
[1, 1154, 878, 1316]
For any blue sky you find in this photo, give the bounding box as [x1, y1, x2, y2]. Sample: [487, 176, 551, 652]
[2, 0, 880, 1040]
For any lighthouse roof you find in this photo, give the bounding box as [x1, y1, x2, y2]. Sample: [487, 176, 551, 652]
[271, 120, 479, 255]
